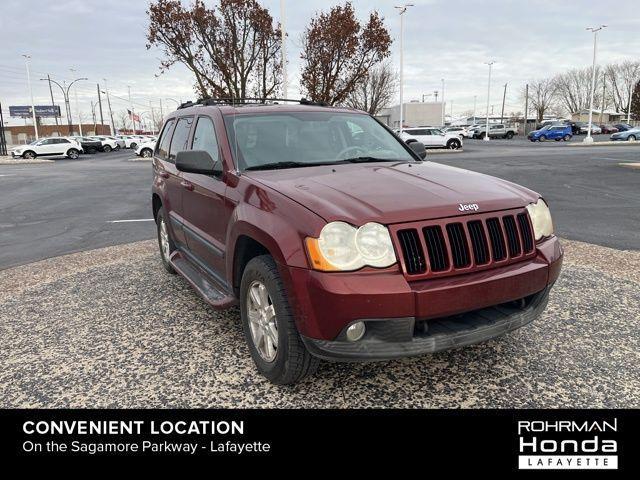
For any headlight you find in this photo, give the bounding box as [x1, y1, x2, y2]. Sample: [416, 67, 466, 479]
[526, 199, 554, 241]
[305, 221, 397, 271]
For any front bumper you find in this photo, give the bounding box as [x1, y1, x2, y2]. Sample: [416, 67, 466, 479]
[302, 286, 551, 361]
[287, 236, 562, 359]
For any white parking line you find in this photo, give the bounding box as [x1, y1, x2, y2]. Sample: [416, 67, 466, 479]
[108, 219, 154, 223]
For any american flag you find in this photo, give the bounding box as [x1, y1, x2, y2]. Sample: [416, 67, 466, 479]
[127, 109, 140, 122]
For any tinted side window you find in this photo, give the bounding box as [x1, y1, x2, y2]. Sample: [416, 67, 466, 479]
[156, 119, 176, 161]
[169, 117, 193, 161]
[191, 116, 219, 162]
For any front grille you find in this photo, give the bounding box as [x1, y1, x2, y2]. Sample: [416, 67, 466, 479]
[394, 209, 537, 279]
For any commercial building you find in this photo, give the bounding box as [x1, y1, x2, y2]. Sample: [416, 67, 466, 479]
[377, 101, 445, 128]
[1, 124, 112, 146]
[571, 110, 627, 123]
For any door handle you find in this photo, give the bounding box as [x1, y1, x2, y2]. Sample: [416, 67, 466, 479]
[180, 180, 194, 191]
[158, 171, 169, 179]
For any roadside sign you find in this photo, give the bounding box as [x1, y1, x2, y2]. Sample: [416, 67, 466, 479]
[9, 105, 61, 118]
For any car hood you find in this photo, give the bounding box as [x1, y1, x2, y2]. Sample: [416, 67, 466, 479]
[246, 161, 539, 225]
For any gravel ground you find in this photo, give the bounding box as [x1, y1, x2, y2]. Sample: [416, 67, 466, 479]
[0, 238, 638, 408]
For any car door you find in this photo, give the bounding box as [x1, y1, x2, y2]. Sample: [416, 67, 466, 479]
[153, 118, 188, 247]
[179, 114, 229, 278]
[429, 128, 446, 146]
[35, 138, 58, 155]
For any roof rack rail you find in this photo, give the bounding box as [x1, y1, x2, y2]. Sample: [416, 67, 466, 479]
[177, 97, 330, 109]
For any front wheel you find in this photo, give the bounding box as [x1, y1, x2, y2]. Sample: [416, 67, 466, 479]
[141, 148, 153, 158]
[539, 135, 547, 142]
[103, 145, 112, 153]
[22, 150, 36, 159]
[446, 139, 461, 150]
[628, 135, 637, 141]
[66, 148, 80, 159]
[240, 255, 319, 385]
[156, 207, 176, 274]
[129, 142, 137, 149]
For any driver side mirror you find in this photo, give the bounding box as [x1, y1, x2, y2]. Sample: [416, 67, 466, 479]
[407, 141, 427, 159]
[175, 150, 222, 175]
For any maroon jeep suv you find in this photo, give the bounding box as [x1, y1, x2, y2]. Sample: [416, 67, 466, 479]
[151, 99, 562, 384]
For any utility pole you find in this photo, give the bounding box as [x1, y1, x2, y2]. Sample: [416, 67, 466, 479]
[524, 83, 529, 136]
[584, 25, 606, 143]
[23, 54, 39, 140]
[280, 0, 288, 99]
[473, 95, 477, 123]
[484, 61, 495, 141]
[394, 4, 414, 135]
[47, 74, 59, 127]
[441, 78, 445, 126]
[103, 79, 116, 135]
[627, 79, 634, 123]
[97, 84, 105, 134]
[0, 100, 7, 156]
[434, 91, 438, 103]
[500, 83, 507, 123]
[128, 85, 135, 134]
[599, 72, 606, 124]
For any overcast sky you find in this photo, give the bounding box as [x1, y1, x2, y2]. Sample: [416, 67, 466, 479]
[1, 0, 638, 125]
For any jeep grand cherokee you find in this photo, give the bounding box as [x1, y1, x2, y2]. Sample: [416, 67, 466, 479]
[151, 99, 562, 384]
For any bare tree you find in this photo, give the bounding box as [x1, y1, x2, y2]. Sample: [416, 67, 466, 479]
[524, 78, 557, 122]
[147, 0, 282, 99]
[552, 66, 600, 114]
[631, 81, 640, 120]
[300, 2, 392, 105]
[605, 60, 640, 113]
[116, 110, 131, 131]
[346, 62, 397, 115]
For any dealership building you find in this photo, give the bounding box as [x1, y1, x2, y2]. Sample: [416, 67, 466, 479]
[376, 101, 445, 128]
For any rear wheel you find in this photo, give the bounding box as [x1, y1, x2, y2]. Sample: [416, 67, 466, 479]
[66, 148, 79, 159]
[240, 255, 319, 385]
[505, 131, 514, 139]
[156, 207, 176, 274]
[628, 135, 637, 141]
[446, 139, 461, 150]
[129, 142, 137, 149]
[103, 145, 112, 153]
[141, 148, 153, 158]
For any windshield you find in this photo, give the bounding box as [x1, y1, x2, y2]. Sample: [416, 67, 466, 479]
[224, 111, 415, 171]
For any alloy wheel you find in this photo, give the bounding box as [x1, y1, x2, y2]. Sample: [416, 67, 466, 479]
[159, 218, 170, 260]
[246, 280, 278, 362]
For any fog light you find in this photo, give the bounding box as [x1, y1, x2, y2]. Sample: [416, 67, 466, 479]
[346, 321, 366, 342]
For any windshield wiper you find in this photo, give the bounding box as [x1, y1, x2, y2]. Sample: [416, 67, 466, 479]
[338, 156, 411, 164]
[245, 161, 336, 171]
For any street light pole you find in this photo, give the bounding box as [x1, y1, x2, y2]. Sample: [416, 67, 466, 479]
[22, 54, 39, 140]
[394, 4, 413, 135]
[484, 61, 495, 141]
[102, 79, 116, 135]
[280, 0, 288, 99]
[584, 25, 606, 144]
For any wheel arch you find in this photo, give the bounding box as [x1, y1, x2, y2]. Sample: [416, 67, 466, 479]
[152, 193, 162, 222]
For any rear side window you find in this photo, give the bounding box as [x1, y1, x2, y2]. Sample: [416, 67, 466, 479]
[191, 116, 219, 163]
[169, 117, 193, 161]
[156, 119, 176, 161]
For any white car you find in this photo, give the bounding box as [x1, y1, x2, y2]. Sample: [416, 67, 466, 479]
[10, 137, 83, 159]
[116, 135, 143, 149]
[400, 127, 463, 149]
[579, 124, 602, 135]
[89, 136, 119, 152]
[134, 139, 157, 158]
[444, 126, 472, 138]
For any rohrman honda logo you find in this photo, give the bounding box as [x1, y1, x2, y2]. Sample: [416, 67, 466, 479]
[517, 418, 618, 470]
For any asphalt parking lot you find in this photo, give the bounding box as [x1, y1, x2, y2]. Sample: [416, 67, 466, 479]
[1, 142, 638, 408]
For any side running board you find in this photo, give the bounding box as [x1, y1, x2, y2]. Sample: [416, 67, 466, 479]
[169, 250, 236, 309]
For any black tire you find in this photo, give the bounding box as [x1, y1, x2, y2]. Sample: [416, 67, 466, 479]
[141, 148, 153, 158]
[480, 132, 486, 139]
[240, 255, 319, 385]
[628, 135, 636, 141]
[446, 139, 461, 150]
[563, 134, 571, 141]
[66, 148, 79, 159]
[156, 207, 176, 274]
[539, 135, 547, 142]
[22, 150, 36, 159]
[129, 142, 137, 149]
[103, 145, 112, 153]
[505, 131, 514, 139]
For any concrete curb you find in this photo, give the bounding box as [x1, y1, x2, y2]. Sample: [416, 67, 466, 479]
[0, 157, 55, 165]
[127, 157, 152, 162]
[567, 140, 640, 147]
[427, 148, 464, 154]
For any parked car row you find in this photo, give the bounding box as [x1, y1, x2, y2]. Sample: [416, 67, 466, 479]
[528, 121, 640, 142]
[9, 134, 157, 159]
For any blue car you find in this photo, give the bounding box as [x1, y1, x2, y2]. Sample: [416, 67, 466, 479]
[528, 125, 573, 142]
